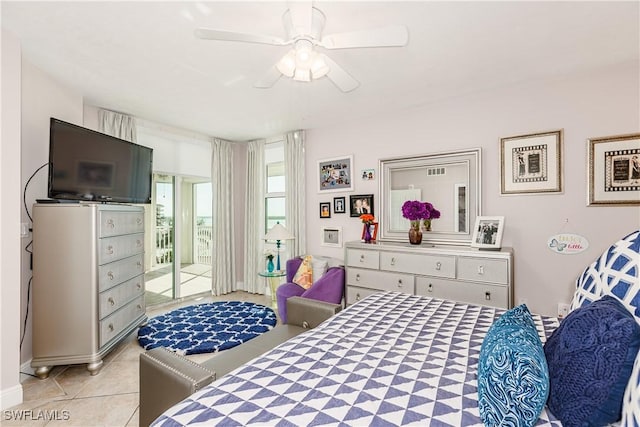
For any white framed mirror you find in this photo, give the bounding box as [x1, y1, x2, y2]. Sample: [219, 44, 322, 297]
[379, 148, 482, 245]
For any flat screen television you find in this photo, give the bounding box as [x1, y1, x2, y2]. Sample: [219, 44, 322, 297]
[48, 118, 153, 204]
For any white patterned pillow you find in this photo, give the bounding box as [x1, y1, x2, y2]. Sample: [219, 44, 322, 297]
[621, 351, 640, 427]
[570, 230, 640, 426]
[570, 230, 640, 323]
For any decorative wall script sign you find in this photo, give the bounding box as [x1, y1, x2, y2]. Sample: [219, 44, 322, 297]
[547, 233, 589, 254]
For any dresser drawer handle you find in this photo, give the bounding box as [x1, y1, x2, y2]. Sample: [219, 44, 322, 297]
[356, 293, 361, 301]
[106, 245, 114, 255]
[478, 265, 485, 275]
[136, 261, 142, 268]
[136, 239, 142, 247]
[106, 219, 115, 228]
[397, 279, 403, 288]
[108, 323, 114, 332]
[435, 261, 442, 271]
[107, 272, 114, 280]
[485, 291, 491, 300]
[136, 217, 142, 225]
[137, 304, 143, 310]
[390, 257, 396, 266]
[136, 282, 142, 289]
[108, 297, 115, 306]
[355, 274, 361, 282]
[359, 255, 365, 262]
[428, 283, 433, 292]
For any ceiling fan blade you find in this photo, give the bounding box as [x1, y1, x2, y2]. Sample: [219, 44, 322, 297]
[320, 25, 409, 49]
[254, 65, 282, 89]
[194, 28, 287, 46]
[322, 55, 359, 92]
[287, 1, 313, 37]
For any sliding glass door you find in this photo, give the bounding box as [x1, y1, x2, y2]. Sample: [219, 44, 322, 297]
[144, 173, 212, 306]
[179, 178, 212, 299]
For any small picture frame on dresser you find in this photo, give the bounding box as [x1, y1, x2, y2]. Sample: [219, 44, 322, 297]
[471, 216, 505, 250]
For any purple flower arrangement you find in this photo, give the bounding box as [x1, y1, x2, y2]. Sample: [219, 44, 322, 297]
[423, 202, 441, 220]
[401, 200, 441, 228]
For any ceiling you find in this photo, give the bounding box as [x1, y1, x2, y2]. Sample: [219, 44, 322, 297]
[2, 1, 638, 141]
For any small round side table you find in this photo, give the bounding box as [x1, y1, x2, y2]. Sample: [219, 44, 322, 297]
[258, 270, 286, 306]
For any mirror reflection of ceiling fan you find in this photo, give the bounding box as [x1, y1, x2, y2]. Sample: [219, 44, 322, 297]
[194, 1, 409, 92]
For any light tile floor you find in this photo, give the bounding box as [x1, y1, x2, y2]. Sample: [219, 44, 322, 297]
[144, 263, 214, 306]
[7, 291, 276, 427]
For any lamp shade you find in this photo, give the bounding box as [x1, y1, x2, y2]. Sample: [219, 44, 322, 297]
[264, 223, 295, 241]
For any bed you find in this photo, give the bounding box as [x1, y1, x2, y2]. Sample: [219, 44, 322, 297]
[152, 291, 561, 426]
[153, 230, 640, 427]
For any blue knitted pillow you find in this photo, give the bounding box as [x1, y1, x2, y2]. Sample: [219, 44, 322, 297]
[478, 305, 549, 427]
[544, 295, 640, 426]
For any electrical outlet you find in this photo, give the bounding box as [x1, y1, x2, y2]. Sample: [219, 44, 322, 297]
[557, 303, 570, 319]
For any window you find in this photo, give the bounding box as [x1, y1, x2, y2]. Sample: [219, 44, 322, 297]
[265, 141, 285, 232]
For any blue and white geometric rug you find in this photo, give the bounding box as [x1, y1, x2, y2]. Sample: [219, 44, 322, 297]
[137, 301, 277, 355]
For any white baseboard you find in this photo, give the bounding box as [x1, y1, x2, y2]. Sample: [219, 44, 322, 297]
[0, 384, 23, 410]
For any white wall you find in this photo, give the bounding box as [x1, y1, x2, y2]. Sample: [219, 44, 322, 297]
[1, 29, 24, 410]
[305, 61, 640, 317]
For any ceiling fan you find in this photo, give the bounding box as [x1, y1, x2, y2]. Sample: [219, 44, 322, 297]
[194, 2, 409, 92]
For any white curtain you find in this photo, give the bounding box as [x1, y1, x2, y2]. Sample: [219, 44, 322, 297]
[211, 138, 236, 295]
[98, 109, 137, 142]
[243, 140, 266, 294]
[284, 130, 306, 257]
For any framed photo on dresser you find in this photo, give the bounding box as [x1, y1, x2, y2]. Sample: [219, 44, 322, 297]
[471, 216, 505, 249]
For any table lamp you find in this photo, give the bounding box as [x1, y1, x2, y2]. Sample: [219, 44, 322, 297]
[264, 222, 295, 271]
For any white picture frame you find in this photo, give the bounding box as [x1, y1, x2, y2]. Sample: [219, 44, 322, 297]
[320, 226, 343, 248]
[471, 216, 505, 249]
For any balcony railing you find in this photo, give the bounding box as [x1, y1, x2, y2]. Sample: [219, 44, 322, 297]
[154, 224, 212, 267]
[155, 225, 173, 266]
[196, 225, 212, 265]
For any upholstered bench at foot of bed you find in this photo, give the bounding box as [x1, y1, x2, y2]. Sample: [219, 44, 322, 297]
[139, 297, 342, 427]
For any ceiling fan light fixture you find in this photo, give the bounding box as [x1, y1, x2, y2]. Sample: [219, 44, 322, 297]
[293, 68, 311, 82]
[276, 50, 296, 77]
[294, 39, 313, 65]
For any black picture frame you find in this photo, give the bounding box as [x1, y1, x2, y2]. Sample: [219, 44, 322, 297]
[319, 202, 331, 218]
[349, 194, 374, 217]
[333, 197, 346, 214]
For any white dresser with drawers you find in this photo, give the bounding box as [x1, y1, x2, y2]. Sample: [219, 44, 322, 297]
[345, 241, 513, 309]
[32, 203, 147, 378]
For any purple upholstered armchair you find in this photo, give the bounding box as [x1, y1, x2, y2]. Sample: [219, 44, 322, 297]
[276, 257, 345, 324]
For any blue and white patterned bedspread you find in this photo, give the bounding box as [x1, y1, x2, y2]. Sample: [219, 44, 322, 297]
[153, 292, 562, 426]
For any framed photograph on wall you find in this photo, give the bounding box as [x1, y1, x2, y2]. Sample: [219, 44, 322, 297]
[500, 130, 563, 194]
[588, 133, 640, 206]
[349, 194, 374, 217]
[318, 155, 354, 193]
[471, 216, 505, 249]
[361, 169, 375, 180]
[333, 197, 346, 214]
[321, 226, 343, 248]
[319, 202, 331, 218]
